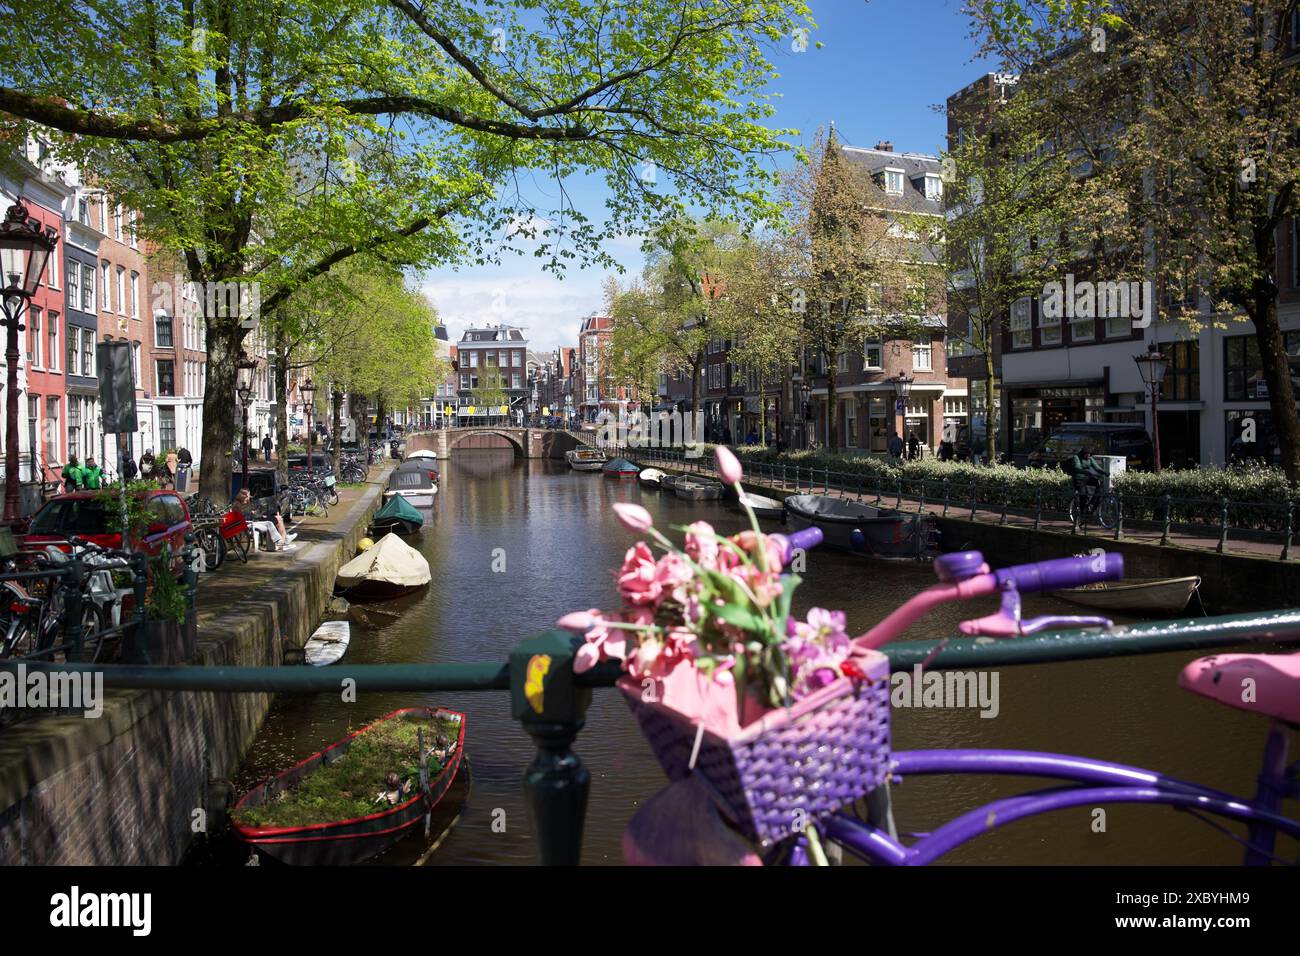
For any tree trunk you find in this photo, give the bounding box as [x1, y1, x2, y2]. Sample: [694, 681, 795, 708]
[331, 388, 343, 476]
[984, 344, 999, 463]
[826, 353, 838, 452]
[274, 328, 290, 486]
[198, 318, 243, 505]
[1253, 289, 1300, 485]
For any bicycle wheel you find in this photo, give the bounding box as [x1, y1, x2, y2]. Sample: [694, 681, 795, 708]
[68, 603, 107, 664]
[1097, 494, 1120, 530]
[196, 525, 226, 571]
[230, 528, 252, 563]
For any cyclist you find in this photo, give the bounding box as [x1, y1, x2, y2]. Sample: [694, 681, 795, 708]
[61, 456, 84, 493]
[1067, 448, 1106, 515]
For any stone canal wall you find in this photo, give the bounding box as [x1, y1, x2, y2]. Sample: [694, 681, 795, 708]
[0, 478, 385, 865]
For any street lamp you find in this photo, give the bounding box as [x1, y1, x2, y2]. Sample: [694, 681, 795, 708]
[302, 378, 317, 478]
[0, 200, 59, 524]
[797, 379, 812, 449]
[1134, 343, 1170, 472]
[893, 372, 914, 453]
[236, 351, 256, 486]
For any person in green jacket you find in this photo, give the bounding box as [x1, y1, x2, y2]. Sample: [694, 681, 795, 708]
[62, 456, 84, 493]
[1068, 449, 1106, 514]
[81, 456, 104, 490]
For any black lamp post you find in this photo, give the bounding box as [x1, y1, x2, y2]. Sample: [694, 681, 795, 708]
[1134, 343, 1170, 472]
[797, 379, 812, 449]
[0, 201, 59, 524]
[302, 378, 317, 478]
[236, 351, 255, 486]
[893, 371, 914, 453]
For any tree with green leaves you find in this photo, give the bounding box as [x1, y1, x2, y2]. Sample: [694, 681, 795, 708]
[783, 128, 940, 451]
[911, 91, 1078, 457]
[0, 0, 813, 499]
[970, 0, 1300, 480]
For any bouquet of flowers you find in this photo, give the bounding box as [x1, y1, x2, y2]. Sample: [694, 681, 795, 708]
[558, 447, 891, 846]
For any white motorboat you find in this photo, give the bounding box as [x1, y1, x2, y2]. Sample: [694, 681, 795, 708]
[566, 448, 607, 471]
[638, 468, 667, 487]
[736, 489, 785, 520]
[384, 467, 437, 506]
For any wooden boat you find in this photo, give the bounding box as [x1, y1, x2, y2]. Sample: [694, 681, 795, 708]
[335, 533, 431, 601]
[673, 476, 724, 501]
[566, 448, 607, 471]
[303, 620, 350, 666]
[785, 494, 932, 559]
[736, 489, 785, 520]
[231, 707, 465, 865]
[384, 467, 437, 506]
[370, 495, 424, 536]
[602, 457, 639, 479]
[1052, 575, 1202, 614]
[638, 468, 667, 487]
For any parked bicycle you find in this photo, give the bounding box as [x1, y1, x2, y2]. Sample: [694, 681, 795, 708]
[1068, 485, 1120, 530]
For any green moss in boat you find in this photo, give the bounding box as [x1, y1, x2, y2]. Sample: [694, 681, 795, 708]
[232, 712, 461, 829]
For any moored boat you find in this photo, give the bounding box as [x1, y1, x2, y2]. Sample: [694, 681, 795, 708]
[785, 494, 932, 559]
[231, 707, 465, 865]
[638, 468, 667, 487]
[602, 457, 640, 479]
[303, 620, 350, 666]
[335, 533, 431, 601]
[384, 466, 437, 506]
[566, 448, 607, 471]
[673, 477, 724, 501]
[736, 489, 785, 520]
[370, 494, 425, 536]
[1052, 575, 1202, 614]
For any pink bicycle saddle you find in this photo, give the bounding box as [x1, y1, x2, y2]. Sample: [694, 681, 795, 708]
[1178, 653, 1300, 726]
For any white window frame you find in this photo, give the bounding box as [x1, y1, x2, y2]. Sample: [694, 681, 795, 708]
[1105, 311, 1130, 338]
[864, 339, 883, 369]
[1039, 300, 1062, 345]
[47, 313, 58, 372]
[67, 325, 79, 377]
[912, 334, 932, 371]
[883, 167, 905, 195]
[29, 307, 41, 368]
[924, 174, 943, 201]
[1011, 298, 1033, 349]
[116, 266, 126, 315]
[101, 261, 111, 311]
[130, 271, 139, 318]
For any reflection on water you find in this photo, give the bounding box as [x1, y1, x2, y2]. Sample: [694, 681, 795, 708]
[225, 448, 1291, 866]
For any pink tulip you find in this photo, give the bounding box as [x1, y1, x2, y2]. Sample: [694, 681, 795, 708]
[612, 502, 654, 534]
[556, 610, 596, 634]
[715, 445, 743, 484]
[574, 641, 601, 673]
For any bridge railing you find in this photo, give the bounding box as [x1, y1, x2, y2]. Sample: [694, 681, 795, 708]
[4, 610, 1298, 864]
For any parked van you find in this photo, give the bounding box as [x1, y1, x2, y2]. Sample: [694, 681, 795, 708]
[1027, 422, 1154, 472]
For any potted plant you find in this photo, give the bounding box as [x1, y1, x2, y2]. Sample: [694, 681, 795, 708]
[142, 546, 196, 665]
[557, 446, 891, 852]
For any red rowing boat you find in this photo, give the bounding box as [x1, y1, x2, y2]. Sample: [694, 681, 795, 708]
[232, 706, 465, 865]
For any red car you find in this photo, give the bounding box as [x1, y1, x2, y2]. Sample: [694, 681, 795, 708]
[23, 490, 192, 557]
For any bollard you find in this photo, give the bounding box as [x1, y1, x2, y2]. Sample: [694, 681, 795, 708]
[1285, 500, 1294, 561]
[1161, 494, 1172, 547]
[1217, 497, 1230, 554]
[511, 629, 592, 866]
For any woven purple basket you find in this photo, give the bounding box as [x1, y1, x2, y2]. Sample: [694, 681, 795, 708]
[618, 650, 891, 846]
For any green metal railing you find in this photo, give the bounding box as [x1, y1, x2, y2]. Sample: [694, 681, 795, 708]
[5, 609, 1299, 865]
[624, 445, 1300, 559]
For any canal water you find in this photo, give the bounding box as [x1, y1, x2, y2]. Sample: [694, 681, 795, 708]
[223, 449, 1288, 865]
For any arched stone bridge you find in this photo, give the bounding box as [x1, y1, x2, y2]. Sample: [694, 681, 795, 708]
[406, 427, 588, 459]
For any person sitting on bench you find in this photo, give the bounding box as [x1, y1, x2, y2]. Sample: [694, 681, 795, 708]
[234, 488, 296, 550]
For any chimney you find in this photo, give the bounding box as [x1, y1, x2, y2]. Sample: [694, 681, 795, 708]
[874, 140, 893, 152]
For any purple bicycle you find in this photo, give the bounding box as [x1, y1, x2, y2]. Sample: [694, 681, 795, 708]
[626, 546, 1300, 866]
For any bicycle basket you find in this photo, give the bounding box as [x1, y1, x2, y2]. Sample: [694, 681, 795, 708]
[618, 650, 891, 846]
[220, 510, 249, 538]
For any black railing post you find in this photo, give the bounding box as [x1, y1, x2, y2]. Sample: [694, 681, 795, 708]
[917, 479, 925, 514]
[999, 491, 1008, 526]
[1114, 491, 1123, 540]
[1218, 497, 1230, 554]
[1285, 500, 1295, 562]
[1033, 487, 1042, 531]
[183, 532, 199, 607]
[895, 476, 902, 510]
[942, 478, 950, 517]
[969, 482, 977, 520]
[61, 557, 85, 662]
[511, 629, 592, 865]
[1161, 494, 1172, 546]
[125, 550, 150, 664]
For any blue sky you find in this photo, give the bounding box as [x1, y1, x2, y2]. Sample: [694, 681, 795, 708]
[420, 0, 988, 353]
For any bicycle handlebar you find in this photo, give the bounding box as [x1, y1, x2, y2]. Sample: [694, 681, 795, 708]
[993, 553, 1124, 593]
[771, 526, 823, 564]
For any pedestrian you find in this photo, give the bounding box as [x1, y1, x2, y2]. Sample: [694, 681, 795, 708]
[139, 449, 156, 481]
[261, 433, 272, 462]
[937, 439, 954, 462]
[887, 431, 903, 460]
[907, 431, 920, 461]
[120, 452, 138, 483]
[82, 456, 104, 489]
[176, 447, 193, 491]
[62, 456, 83, 493]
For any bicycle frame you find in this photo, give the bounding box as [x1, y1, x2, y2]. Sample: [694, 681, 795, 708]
[805, 718, 1300, 865]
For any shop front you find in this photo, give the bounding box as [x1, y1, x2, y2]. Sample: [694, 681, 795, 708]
[1006, 382, 1105, 460]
